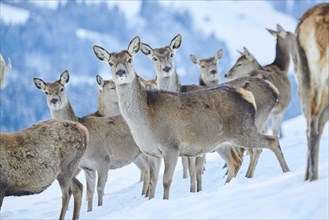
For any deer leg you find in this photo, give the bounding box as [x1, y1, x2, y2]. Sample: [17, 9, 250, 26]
[306, 116, 322, 181]
[306, 103, 329, 181]
[271, 112, 284, 137]
[146, 156, 161, 199]
[57, 176, 71, 220]
[245, 148, 262, 178]
[162, 148, 179, 200]
[133, 157, 150, 196]
[71, 177, 83, 220]
[181, 156, 189, 179]
[195, 156, 204, 192]
[260, 134, 290, 172]
[84, 169, 96, 212]
[188, 157, 196, 192]
[225, 147, 243, 184]
[97, 167, 109, 207]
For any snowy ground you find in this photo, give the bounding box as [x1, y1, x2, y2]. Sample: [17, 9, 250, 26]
[1, 115, 328, 219]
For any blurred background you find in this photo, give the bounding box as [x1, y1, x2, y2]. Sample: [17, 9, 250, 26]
[0, 0, 322, 132]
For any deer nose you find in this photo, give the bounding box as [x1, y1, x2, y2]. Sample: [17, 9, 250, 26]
[116, 69, 126, 77]
[163, 66, 171, 73]
[210, 70, 217, 75]
[50, 98, 58, 104]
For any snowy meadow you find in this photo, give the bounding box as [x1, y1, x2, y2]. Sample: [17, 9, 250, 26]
[1, 116, 328, 219]
[1, 0, 328, 219]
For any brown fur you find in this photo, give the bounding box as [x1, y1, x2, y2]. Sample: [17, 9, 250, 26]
[93, 36, 290, 200]
[225, 26, 292, 137]
[0, 119, 88, 219]
[33, 71, 142, 211]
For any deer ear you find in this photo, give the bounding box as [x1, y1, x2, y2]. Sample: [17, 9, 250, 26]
[96, 75, 104, 89]
[237, 50, 243, 55]
[266, 28, 277, 37]
[243, 47, 254, 61]
[93, 45, 111, 62]
[170, 34, 182, 51]
[189, 54, 199, 64]
[128, 36, 140, 57]
[140, 43, 153, 58]
[214, 49, 223, 61]
[33, 78, 46, 91]
[60, 70, 70, 85]
[276, 24, 287, 38]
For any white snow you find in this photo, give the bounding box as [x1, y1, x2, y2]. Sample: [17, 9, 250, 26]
[1, 115, 328, 219]
[158, 0, 297, 67]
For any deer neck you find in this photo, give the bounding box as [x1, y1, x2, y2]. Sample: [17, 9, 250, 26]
[269, 39, 291, 73]
[157, 70, 180, 92]
[116, 74, 150, 126]
[97, 94, 121, 117]
[51, 101, 78, 122]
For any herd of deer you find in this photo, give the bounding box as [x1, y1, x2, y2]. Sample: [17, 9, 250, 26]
[0, 3, 328, 219]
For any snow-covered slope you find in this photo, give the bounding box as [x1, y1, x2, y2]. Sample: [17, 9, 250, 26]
[1, 115, 328, 219]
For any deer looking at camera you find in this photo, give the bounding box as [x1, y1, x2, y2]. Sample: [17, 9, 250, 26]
[288, 3, 329, 181]
[140, 34, 206, 192]
[93, 36, 290, 200]
[93, 75, 161, 199]
[33, 71, 147, 211]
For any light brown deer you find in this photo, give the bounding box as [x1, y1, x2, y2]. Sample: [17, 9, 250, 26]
[0, 119, 88, 220]
[189, 50, 281, 179]
[288, 3, 329, 181]
[225, 24, 292, 138]
[140, 34, 205, 192]
[189, 50, 244, 181]
[190, 49, 223, 86]
[93, 36, 290, 200]
[33, 71, 144, 211]
[0, 54, 12, 88]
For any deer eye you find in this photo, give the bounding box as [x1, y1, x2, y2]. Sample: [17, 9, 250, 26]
[60, 88, 64, 92]
[201, 65, 205, 68]
[128, 58, 132, 63]
[237, 63, 242, 67]
[45, 91, 49, 95]
[152, 57, 158, 61]
[108, 61, 114, 67]
[170, 53, 174, 58]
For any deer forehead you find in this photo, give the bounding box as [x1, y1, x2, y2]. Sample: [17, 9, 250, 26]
[110, 51, 132, 63]
[154, 47, 172, 58]
[45, 81, 64, 92]
[200, 58, 217, 66]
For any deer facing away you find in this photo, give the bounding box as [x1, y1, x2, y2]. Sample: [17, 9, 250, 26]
[288, 3, 329, 181]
